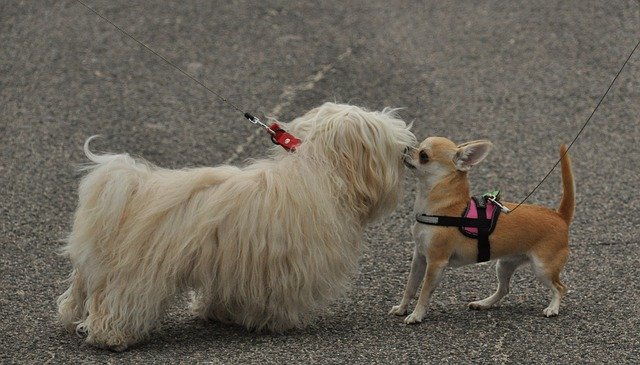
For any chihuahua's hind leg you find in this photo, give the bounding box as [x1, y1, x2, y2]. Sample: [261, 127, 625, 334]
[542, 272, 567, 317]
[531, 249, 569, 317]
[469, 256, 527, 310]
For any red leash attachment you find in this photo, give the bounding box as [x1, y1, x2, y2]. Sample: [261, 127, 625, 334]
[268, 122, 301, 152]
[244, 112, 300, 152]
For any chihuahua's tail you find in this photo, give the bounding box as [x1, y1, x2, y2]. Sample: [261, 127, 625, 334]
[557, 144, 575, 224]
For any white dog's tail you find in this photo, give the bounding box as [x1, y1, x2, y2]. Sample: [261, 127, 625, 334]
[82, 135, 126, 166]
[80, 135, 147, 176]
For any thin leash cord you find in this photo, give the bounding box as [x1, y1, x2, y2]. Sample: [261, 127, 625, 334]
[510, 37, 640, 212]
[74, 0, 246, 115]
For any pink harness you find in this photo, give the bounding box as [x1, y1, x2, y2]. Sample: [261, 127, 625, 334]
[460, 197, 500, 236]
[416, 193, 504, 262]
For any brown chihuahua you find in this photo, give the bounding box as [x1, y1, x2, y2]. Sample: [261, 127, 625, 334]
[390, 137, 574, 324]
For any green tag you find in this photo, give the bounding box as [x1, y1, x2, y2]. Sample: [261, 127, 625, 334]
[483, 190, 501, 201]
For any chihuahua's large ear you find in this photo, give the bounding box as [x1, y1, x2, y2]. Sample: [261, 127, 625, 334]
[454, 140, 493, 171]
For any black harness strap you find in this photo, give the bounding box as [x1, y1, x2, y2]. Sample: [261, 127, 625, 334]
[474, 197, 491, 262]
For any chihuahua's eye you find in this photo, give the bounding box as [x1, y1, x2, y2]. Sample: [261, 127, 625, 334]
[419, 150, 429, 163]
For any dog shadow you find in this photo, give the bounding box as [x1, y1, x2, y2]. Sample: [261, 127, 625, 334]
[131, 315, 326, 353]
[62, 301, 568, 354]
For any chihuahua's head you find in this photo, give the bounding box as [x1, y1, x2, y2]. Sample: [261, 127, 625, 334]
[404, 136, 493, 186]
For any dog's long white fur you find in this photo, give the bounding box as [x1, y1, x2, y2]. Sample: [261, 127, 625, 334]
[57, 102, 415, 350]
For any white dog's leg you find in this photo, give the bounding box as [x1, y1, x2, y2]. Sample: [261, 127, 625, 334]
[81, 277, 173, 351]
[389, 248, 426, 316]
[189, 290, 233, 325]
[404, 260, 447, 324]
[469, 257, 527, 310]
[57, 269, 87, 333]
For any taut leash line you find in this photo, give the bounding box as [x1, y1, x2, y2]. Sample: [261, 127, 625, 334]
[511, 37, 640, 212]
[75, 0, 244, 114]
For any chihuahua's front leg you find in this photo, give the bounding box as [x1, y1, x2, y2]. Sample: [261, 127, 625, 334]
[389, 248, 427, 316]
[404, 258, 448, 324]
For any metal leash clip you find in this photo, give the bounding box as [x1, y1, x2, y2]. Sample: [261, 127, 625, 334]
[486, 196, 511, 214]
[482, 190, 511, 214]
[244, 113, 275, 135]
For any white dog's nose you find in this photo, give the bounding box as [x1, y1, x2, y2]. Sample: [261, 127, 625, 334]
[403, 155, 416, 170]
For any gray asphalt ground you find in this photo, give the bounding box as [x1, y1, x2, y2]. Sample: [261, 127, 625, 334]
[2, 0, 639, 363]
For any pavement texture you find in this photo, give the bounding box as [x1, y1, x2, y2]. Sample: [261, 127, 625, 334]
[1, 0, 639, 363]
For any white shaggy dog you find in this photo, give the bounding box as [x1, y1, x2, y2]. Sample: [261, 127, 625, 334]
[57, 102, 416, 351]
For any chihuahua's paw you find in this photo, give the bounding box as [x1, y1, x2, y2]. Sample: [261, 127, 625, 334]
[543, 307, 559, 317]
[389, 305, 408, 316]
[404, 311, 424, 324]
[468, 300, 492, 310]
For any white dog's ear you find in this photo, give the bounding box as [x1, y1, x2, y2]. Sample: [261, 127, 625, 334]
[454, 140, 492, 171]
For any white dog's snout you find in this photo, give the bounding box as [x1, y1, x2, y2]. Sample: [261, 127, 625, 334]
[403, 151, 416, 170]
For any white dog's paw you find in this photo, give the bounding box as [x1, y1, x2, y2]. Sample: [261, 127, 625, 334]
[404, 311, 424, 324]
[543, 307, 559, 317]
[389, 305, 408, 316]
